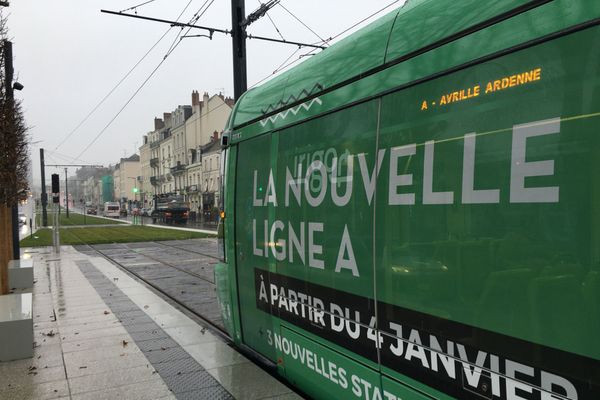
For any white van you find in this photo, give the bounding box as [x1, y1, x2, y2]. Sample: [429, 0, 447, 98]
[103, 202, 120, 218]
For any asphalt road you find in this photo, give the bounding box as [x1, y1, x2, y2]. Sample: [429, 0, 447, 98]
[75, 206, 219, 231]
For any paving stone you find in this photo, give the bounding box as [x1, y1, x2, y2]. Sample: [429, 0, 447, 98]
[76, 258, 232, 397]
[136, 337, 179, 352]
[162, 370, 220, 393]
[143, 346, 191, 364]
[174, 386, 234, 400]
[123, 321, 162, 334]
[129, 328, 169, 342]
[108, 303, 140, 313]
[152, 357, 205, 378]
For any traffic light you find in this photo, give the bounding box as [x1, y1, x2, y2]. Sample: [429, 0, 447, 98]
[51, 174, 59, 193]
[51, 174, 60, 204]
[132, 187, 138, 193]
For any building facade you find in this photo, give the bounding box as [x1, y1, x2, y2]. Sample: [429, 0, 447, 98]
[139, 135, 152, 207]
[144, 91, 233, 217]
[112, 154, 141, 205]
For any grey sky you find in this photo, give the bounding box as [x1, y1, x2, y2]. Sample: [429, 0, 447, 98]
[8, 0, 403, 185]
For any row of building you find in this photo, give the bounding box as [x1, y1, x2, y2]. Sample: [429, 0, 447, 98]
[75, 91, 234, 216]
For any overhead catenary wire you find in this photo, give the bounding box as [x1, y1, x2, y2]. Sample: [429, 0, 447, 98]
[75, 57, 166, 161]
[120, 0, 158, 14]
[247, 46, 301, 90]
[101, 10, 325, 49]
[79, 1, 400, 160]
[248, 0, 402, 89]
[322, 0, 402, 44]
[53, 0, 195, 152]
[46, 149, 95, 166]
[265, 13, 285, 40]
[243, 0, 280, 28]
[277, 2, 327, 45]
[257, 0, 286, 41]
[76, 1, 218, 160]
[165, 0, 215, 57]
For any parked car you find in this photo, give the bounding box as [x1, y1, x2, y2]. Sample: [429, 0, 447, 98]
[18, 213, 27, 226]
[86, 207, 97, 215]
[141, 208, 151, 216]
[120, 207, 128, 217]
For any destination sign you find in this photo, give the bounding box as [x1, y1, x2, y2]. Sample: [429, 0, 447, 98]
[420, 67, 542, 110]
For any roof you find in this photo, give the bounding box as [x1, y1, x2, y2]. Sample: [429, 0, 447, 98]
[200, 139, 221, 155]
[227, 0, 539, 130]
[121, 154, 140, 162]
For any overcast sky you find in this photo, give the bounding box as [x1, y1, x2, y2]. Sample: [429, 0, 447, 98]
[7, 0, 404, 185]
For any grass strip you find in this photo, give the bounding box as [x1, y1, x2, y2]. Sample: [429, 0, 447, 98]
[35, 209, 125, 226]
[21, 225, 213, 247]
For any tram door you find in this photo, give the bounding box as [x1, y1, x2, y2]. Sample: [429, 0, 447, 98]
[235, 132, 279, 362]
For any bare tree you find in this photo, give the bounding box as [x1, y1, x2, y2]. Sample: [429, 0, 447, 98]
[0, 11, 29, 295]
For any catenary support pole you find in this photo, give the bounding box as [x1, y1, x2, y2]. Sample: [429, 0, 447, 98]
[65, 168, 69, 218]
[231, 0, 247, 101]
[40, 148, 48, 226]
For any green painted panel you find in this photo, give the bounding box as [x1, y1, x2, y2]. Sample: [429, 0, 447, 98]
[234, 100, 380, 362]
[229, 0, 600, 142]
[230, 0, 538, 130]
[384, 0, 533, 62]
[214, 262, 234, 336]
[374, 25, 600, 399]
[229, 10, 398, 128]
[235, 133, 278, 359]
[225, 145, 243, 344]
[381, 376, 438, 400]
[280, 327, 389, 400]
[272, 101, 378, 297]
[376, 24, 600, 357]
[224, 2, 600, 399]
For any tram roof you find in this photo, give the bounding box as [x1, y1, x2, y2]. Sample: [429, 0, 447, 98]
[227, 0, 535, 130]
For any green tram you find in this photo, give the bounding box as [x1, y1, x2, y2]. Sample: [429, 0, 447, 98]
[215, 1, 600, 398]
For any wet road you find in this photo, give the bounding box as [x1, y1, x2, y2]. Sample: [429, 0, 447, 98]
[74, 206, 219, 231]
[73, 238, 224, 330]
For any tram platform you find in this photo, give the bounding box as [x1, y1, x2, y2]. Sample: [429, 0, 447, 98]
[0, 246, 302, 400]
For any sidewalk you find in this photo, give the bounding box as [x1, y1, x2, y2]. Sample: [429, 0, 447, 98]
[0, 246, 301, 400]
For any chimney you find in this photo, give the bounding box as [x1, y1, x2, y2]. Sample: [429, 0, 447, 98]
[191, 90, 200, 107]
[212, 131, 219, 141]
[203, 92, 210, 105]
[163, 112, 172, 126]
[154, 117, 164, 131]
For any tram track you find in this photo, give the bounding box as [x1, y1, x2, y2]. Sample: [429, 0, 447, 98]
[154, 240, 220, 261]
[129, 242, 217, 285]
[78, 240, 228, 336]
